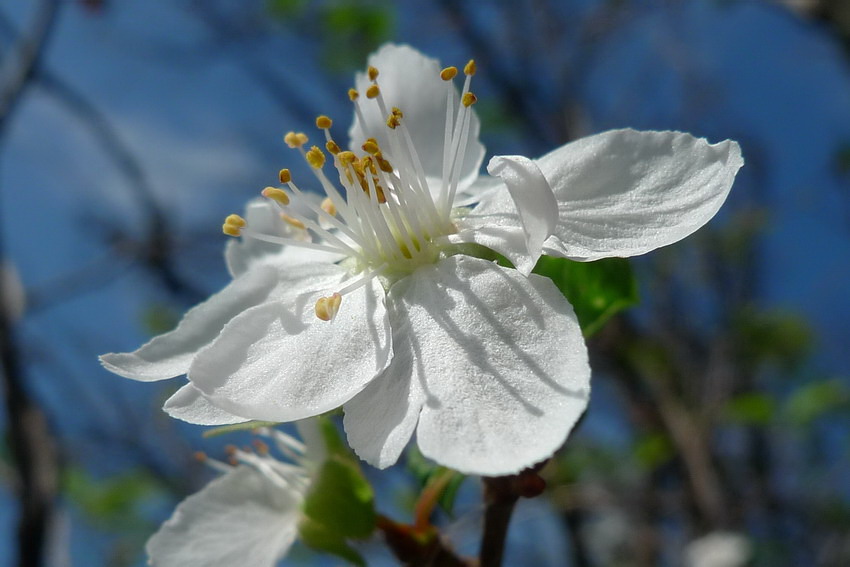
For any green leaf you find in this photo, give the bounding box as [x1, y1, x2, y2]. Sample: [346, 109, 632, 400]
[65, 467, 163, 529]
[633, 433, 674, 469]
[785, 379, 850, 426]
[406, 447, 466, 515]
[299, 517, 366, 567]
[532, 256, 639, 336]
[723, 392, 777, 425]
[303, 458, 376, 538]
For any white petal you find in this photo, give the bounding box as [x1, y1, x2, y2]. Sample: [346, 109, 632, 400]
[146, 466, 301, 567]
[487, 155, 558, 271]
[99, 266, 279, 382]
[390, 256, 590, 476]
[348, 44, 485, 192]
[537, 129, 743, 261]
[163, 383, 250, 425]
[190, 278, 392, 422]
[343, 306, 424, 469]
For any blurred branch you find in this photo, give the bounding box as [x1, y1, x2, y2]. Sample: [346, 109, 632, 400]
[0, 3, 62, 567]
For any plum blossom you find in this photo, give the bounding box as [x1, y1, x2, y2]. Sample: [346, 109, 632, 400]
[146, 425, 322, 567]
[101, 44, 742, 476]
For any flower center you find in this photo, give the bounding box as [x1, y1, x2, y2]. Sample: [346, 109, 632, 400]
[223, 59, 479, 320]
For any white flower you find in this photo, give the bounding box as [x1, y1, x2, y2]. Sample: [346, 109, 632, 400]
[101, 44, 742, 476]
[146, 425, 321, 567]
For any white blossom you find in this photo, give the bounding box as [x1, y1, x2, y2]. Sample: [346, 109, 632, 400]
[101, 44, 742, 476]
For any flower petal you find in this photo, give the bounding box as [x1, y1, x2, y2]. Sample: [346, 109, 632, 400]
[163, 383, 250, 425]
[99, 266, 279, 382]
[190, 278, 392, 422]
[146, 466, 300, 567]
[348, 44, 485, 193]
[537, 129, 743, 261]
[486, 155, 559, 271]
[390, 255, 590, 476]
[343, 307, 425, 469]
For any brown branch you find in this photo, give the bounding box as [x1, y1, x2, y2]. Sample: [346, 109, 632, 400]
[0, 3, 63, 565]
[479, 469, 546, 567]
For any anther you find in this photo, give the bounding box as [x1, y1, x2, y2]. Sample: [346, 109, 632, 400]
[362, 139, 380, 155]
[326, 140, 341, 155]
[222, 214, 246, 236]
[315, 292, 342, 321]
[316, 115, 332, 129]
[337, 150, 357, 164]
[462, 92, 478, 107]
[366, 84, 380, 99]
[284, 131, 308, 148]
[262, 186, 290, 206]
[387, 114, 400, 129]
[368, 65, 379, 81]
[391, 107, 403, 118]
[321, 197, 337, 217]
[440, 66, 458, 81]
[252, 439, 270, 455]
[306, 145, 326, 169]
[348, 88, 359, 101]
[278, 168, 292, 184]
[464, 59, 476, 76]
[281, 213, 306, 230]
[193, 451, 207, 462]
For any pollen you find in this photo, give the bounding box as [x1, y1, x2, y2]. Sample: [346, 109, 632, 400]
[462, 92, 478, 107]
[366, 84, 380, 99]
[315, 115, 332, 129]
[387, 114, 400, 129]
[222, 214, 246, 237]
[278, 168, 292, 184]
[315, 292, 342, 322]
[440, 66, 458, 81]
[280, 213, 306, 230]
[326, 140, 341, 155]
[321, 197, 337, 217]
[284, 131, 308, 148]
[348, 88, 359, 101]
[306, 145, 326, 169]
[367, 65, 379, 81]
[362, 139, 380, 155]
[464, 59, 476, 76]
[262, 186, 290, 206]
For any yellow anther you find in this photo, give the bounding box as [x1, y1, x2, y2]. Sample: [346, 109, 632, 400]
[391, 106, 403, 118]
[362, 139, 380, 155]
[376, 155, 393, 173]
[224, 214, 246, 228]
[462, 92, 478, 107]
[321, 197, 337, 217]
[337, 150, 357, 164]
[222, 223, 242, 237]
[316, 115, 333, 129]
[366, 84, 380, 99]
[387, 114, 400, 129]
[306, 145, 326, 169]
[278, 168, 292, 184]
[261, 186, 290, 206]
[315, 292, 342, 322]
[252, 439, 269, 455]
[464, 59, 476, 76]
[284, 131, 308, 148]
[325, 140, 341, 155]
[440, 66, 458, 81]
[367, 65, 379, 81]
[348, 88, 359, 101]
[280, 213, 306, 230]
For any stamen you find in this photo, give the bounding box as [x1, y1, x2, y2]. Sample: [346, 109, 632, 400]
[362, 139, 380, 155]
[315, 115, 333, 129]
[321, 197, 336, 217]
[222, 214, 246, 236]
[464, 59, 476, 76]
[348, 88, 359, 101]
[278, 168, 292, 184]
[315, 292, 342, 321]
[284, 131, 308, 148]
[440, 66, 458, 81]
[367, 65, 379, 81]
[462, 92, 478, 107]
[306, 145, 326, 169]
[326, 140, 341, 154]
[280, 213, 306, 230]
[366, 84, 380, 99]
[261, 186, 290, 206]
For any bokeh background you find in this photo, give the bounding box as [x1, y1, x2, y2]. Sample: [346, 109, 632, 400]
[1, 0, 849, 565]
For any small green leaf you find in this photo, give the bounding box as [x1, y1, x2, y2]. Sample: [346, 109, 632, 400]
[723, 392, 777, 425]
[299, 517, 366, 567]
[785, 379, 850, 426]
[533, 256, 639, 336]
[406, 448, 466, 514]
[303, 458, 376, 539]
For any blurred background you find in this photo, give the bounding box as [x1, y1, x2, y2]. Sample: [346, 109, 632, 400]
[1, 0, 849, 565]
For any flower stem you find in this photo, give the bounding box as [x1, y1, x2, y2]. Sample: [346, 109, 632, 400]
[479, 469, 547, 567]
